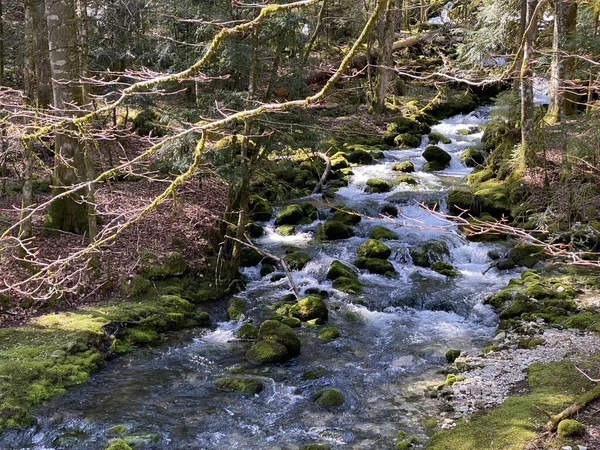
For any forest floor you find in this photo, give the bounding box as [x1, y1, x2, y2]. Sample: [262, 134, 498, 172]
[0, 134, 228, 327]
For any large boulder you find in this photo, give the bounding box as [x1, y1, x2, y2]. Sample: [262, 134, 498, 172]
[346, 150, 373, 165]
[275, 204, 316, 226]
[290, 296, 328, 323]
[369, 226, 399, 240]
[380, 204, 398, 217]
[214, 377, 264, 394]
[227, 297, 246, 320]
[428, 132, 452, 145]
[284, 251, 312, 270]
[246, 340, 289, 364]
[327, 260, 357, 280]
[409, 240, 450, 267]
[460, 147, 485, 167]
[357, 239, 392, 259]
[365, 178, 393, 193]
[391, 161, 415, 173]
[331, 206, 362, 225]
[331, 276, 362, 294]
[249, 195, 273, 222]
[354, 257, 395, 275]
[316, 220, 353, 240]
[394, 133, 421, 149]
[258, 319, 301, 356]
[422, 145, 451, 167]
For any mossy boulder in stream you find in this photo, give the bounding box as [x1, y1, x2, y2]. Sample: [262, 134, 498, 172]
[422, 145, 451, 167]
[330, 152, 350, 170]
[227, 297, 246, 320]
[290, 296, 328, 323]
[332, 276, 363, 294]
[327, 260, 357, 280]
[409, 240, 450, 267]
[105, 439, 132, 450]
[509, 244, 546, 268]
[369, 226, 399, 240]
[365, 178, 393, 193]
[278, 225, 296, 236]
[214, 377, 264, 394]
[258, 320, 301, 356]
[380, 204, 398, 217]
[396, 175, 418, 185]
[432, 261, 459, 277]
[249, 194, 273, 222]
[284, 251, 312, 270]
[240, 248, 263, 267]
[423, 161, 446, 172]
[236, 323, 259, 339]
[346, 149, 373, 165]
[429, 132, 452, 145]
[331, 205, 361, 225]
[391, 161, 415, 173]
[245, 222, 264, 238]
[275, 203, 317, 226]
[246, 340, 289, 364]
[394, 133, 422, 148]
[313, 388, 345, 407]
[357, 239, 392, 259]
[460, 147, 485, 167]
[354, 257, 395, 275]
[318, 326, 340, 342]
[316, 220, 353, 240]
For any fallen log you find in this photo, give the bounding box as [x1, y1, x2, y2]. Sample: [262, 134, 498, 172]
[545, 383, 600, 431]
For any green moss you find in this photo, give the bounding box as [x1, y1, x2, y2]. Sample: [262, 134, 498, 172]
[331, 205, 362, 225]
[380, 204, 399, 217]
[120, 275, 151, 298]
[557, 419, 585, 438]
[346, 149, 374, 165]
[278, 316, 302, 328]
[327, 260, 357, 280]
[428, 358, 599, 450]
[330, 153, 350, 170]
[423, 161, 446, 172]
[278, 225, 296, 236]
[444, 374, 466, 386]
[215, 377, 264, 394]
[314, 388, 345, 407]
[396, 174, 418, 185]
[394, 133, 422, 148]
[391, 161, 415, 173]
[105, 439, 133, 450]
[124, 327, 159, 345]
[275, 204, 306, 226]
[140, 251, 187, 279]
[107, 425, 127, 437]
[290, 296, 328, 324]
[366, 178, 393, 193]
[509, 244, 546, 268]
[240, 248, 263, 267]
[410, 240, 449, 267]
[428, 132, 452, 145]
[246, 340, 289, 364]
[423, 145, 451, 167]
[258, 320, 301, 355]
[245, 222, 264, 238]
[355, 257, 396, 275]
[260, 264, 276, 277]
[517, 337, 545, 349]
[357, 239, 392, 259]
[302, 367, 328, 380]
[332, 276, 362, 294]
[236, 323, 259, 339]
[249, 195, 273, 222]
[318, 326, 340, 342]
[460, 147, 485, 167]
[227, 297, 246, 320]
[445, 349, 461, 363]
[564, 311, 600, 331]
[284, 251, 312, 270]
[316, 220, 353, 240]
[300, 444, 331, 450]
[431, 261, 459, 277]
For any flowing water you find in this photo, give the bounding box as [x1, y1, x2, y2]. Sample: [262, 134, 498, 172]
[2, 107, 520, 450]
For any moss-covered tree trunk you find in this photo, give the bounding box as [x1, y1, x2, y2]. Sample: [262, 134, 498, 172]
[375, 0, 400, 111]
[520, 0, 539, 169]
[44, 0, 91, 234]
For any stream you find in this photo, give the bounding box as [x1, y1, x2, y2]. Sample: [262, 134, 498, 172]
[2, 106, 521, 449]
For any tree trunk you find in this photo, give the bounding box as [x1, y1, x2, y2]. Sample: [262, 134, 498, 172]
[520, 0, 539, 169]
[375, 0, 400, 111]
[44, 0, 90, 234]
[33, 0, 52, 108]
[546, 0, 577, 124]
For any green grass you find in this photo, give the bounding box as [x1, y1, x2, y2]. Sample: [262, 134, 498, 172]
[427, 357, 600, 450]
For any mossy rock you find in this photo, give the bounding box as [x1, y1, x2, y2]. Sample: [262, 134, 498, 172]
[214, 377, 264, 394]
[318, 326, 340, 342]
[346, 150, 374, 165]
[423, 161, 446, 172]
[122, 434, 161, 447]
[445, 349, 461, 363]
[132, 109, 167, 137]
[278, 316, 302, 328]
[394, 133, 422, 148]
[369, 226, 399, 240]
[302, 367, 328, 380]
[258, 320, 301, 355]
[260, 264, 275, 277]
[444, 374, 466, 386]
[460, 147, 485, 167]
[391, 161, 415, 173]
[327, 260, 358, 281]
[409, 240, 449, 267]
[447, 187, 479, 215]
[290, 296, 328, 324]
[236, 323, 259, 339]
[240, 248, 263, 267]
[278, 225, 296, 236]
[365, 178, 393, 193]
[429, 132, 452, 145]
[275, 204, 306, 226]
[246, 340, 289, 364]
[496, 258, 516, 270]
[431, 261, 459, 277]
[105, 439, 133, 450]
[249, 195, 273, 222]
[140, 251, 187, 280]
[509, 244, 546, 268]
[557, 419, 585, 438]
[245, 222, 264, 238]
[284, 251, 312, 270]
[422, 145, 451, 167]
[227, 297, 246, 320]
[316, 220, 353, 240]
[380, 204, 398, 217]
[300, 444, 331, 450]
[564, 311, 600, 331]
[457, 126, 480, 135]
[107, 424, 127, 437]
[121, 275, 151, 298]
[354, 257, 395, 275]
[332, 276, 363, 294]
[313, 388, 345, 407]
[396, 175, 418, 185]
[330, 153, 350, 170]
[331, 205, 362, 225]
[357, 239, 392, 259]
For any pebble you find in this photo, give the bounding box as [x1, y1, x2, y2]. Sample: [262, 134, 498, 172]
[439, 328, 600, 416]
